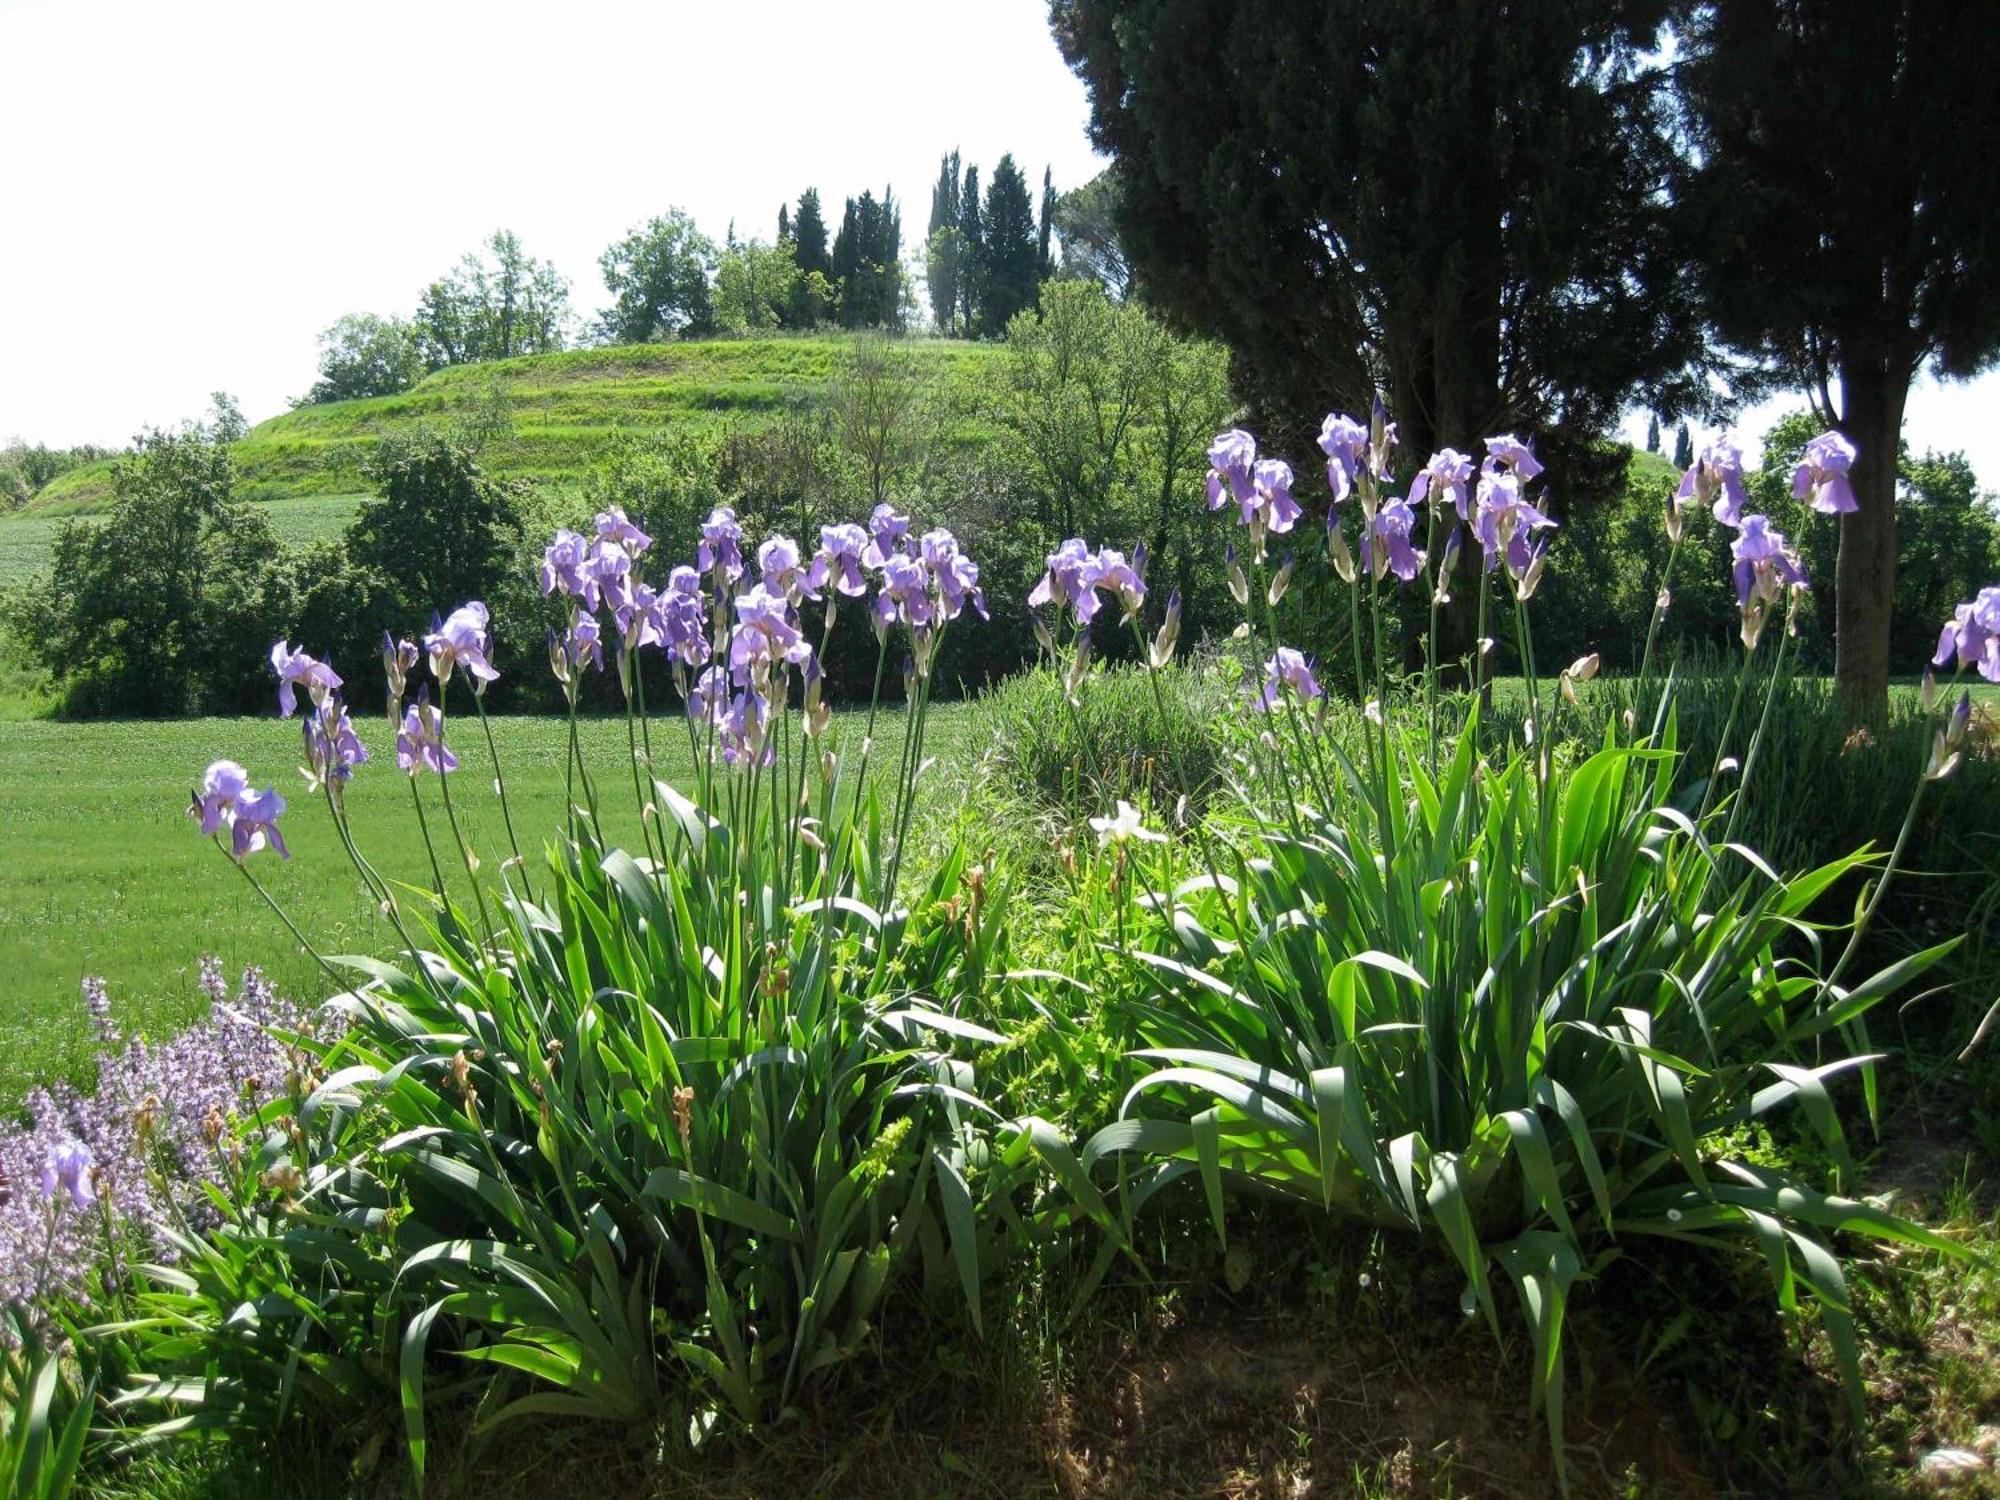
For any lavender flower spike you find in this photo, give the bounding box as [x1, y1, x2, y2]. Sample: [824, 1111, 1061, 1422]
[1793, 430, 1859, 514]
[269, 641, 341, 719]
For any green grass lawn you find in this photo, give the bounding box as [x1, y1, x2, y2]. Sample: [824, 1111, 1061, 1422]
[0, 494, 365, 588]
[0, 701, 993, 1105]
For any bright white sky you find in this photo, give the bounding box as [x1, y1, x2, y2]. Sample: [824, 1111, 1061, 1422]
[0, 0, 1105, 447]
[3, 0, 1995, 490]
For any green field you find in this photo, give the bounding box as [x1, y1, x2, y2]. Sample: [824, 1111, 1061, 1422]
[28, 335, 1006, 511]
[0, 701, 994, 1104]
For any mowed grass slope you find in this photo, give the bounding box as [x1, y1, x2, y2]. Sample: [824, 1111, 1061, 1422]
[0, 702, 996, 1105]
[30, 335, 1008, 511]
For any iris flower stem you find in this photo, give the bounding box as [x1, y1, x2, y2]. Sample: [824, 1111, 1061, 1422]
[1697, 639, 1759, 826]
[436, 754, 500, 954]
[223, 843, 349, 995]
[1723, 597, 1797, 849]
[408, 778, 451, 912]
[470, 687, 533, 904]
[1422, 503, 1443, 774]
[1635, 529, 1685, 738]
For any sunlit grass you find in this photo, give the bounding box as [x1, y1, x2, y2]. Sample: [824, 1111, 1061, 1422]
[0, 700, 992, 1104]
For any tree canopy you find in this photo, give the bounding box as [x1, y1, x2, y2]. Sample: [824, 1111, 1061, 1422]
[416, 230, 572, 368]
[1049, 0, 1706, 463]
[596, 211, 718, 344]
[1675, 0, 2000, 723]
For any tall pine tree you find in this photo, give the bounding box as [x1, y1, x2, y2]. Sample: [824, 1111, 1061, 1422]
[978, 155, 1040, 335]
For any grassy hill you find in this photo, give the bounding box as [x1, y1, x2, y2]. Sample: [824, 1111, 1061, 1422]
[30, 335, 1008, 513]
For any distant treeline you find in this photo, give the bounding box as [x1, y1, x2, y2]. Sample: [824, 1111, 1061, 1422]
[300, 151, 1103, 410]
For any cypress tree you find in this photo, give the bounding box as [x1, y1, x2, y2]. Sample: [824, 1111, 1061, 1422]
[957, 164, 983, 332]
[1672, 421, 1693, 470]
[792, 189, 829, 279]
[928, 151, 962, 333]
[1646, 413, 1660, 453]
[978, 155, 1039, 335]
[1038, 166, 1058, 280]
[778, 204, 791, 243]
[831, 197, 862, 325]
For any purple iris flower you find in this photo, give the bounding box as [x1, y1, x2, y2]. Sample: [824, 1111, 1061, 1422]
[698, 507, 745, 583]
[1318, 413, 1368, 504]
[720, 686, 773, 767]
[269, 641, 341, 719]
[302, 701, 369, 789]
[1472, 469, 1557, 573]
[1029, 538, 1103, 623]
[1730, 514, 1810, 606]
[425, 602, 498, 688]
[1092, 547, 1147, 616]
[1932, 586, 2000, 683]
[729, 584, 813, 680]
[1482, 434, 1544, 481]
[1361, 497, 1426, 582]
[1257, 647, 1324, 711]
[39, 1141, 94, 1208]
[382, 633, 419, 701]
[581, 539, 632, 611]
[759, 534, 819, 602]
[1205, 428, 1259, 514]
[811, 523, 871, 597]
[396, 690, 458, 775]
[191, 760, 249, 836]
[230, 785, 289, 861]
[1793, 431, 1859, 515]
[1407, 449, 1475, 521]
[595, 506, 653, 555]
[921, 529, 988, 621]
[661, 568, 710, 668]
[1252, 459, 1303, 534]
[688, 665, 728, 724]
[863, 503, 913, 567]
[874, 552, 935, 633]
[1678, 436, 1750, 528]
[613, 581, 667, 652]
[564, 614, 604, 674]
[539, 529, 592, 597]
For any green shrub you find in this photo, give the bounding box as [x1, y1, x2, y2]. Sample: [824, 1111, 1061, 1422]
[986, 660, 1233, 814]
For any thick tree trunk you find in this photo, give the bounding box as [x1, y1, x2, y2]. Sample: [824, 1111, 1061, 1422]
[1834, 359, 1909, 731]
